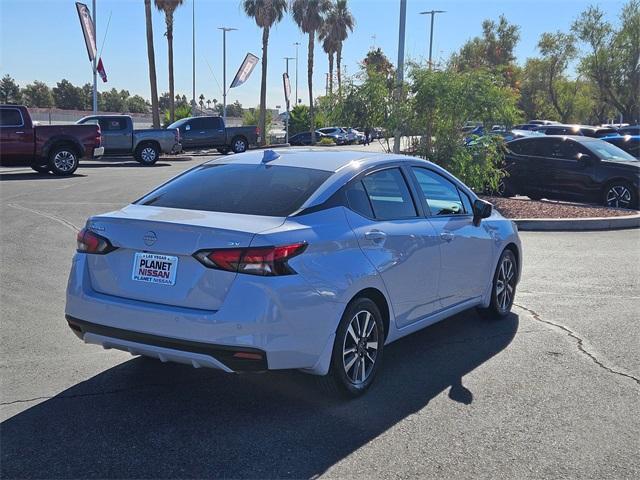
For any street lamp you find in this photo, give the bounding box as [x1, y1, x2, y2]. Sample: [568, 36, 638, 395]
[218, 26, 237, 119]
[419, 10, 445, 70]
[293, 42, 300, 104]
[284, 57, 295, 143]
[393, 0, 407, 154]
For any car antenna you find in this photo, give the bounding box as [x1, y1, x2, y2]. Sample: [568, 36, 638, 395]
[262, 150, 280, 163]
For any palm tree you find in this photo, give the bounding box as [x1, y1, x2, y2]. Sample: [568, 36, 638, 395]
[199, 93, 205, 110]
[331, 0, 354, 96]
[292, 0, 332, 143]
[154, 0, 184, 124]
[206, 99, 211, 110]
[144, 0, 160, 127]
[319, 20, 338, 96]
[243, 0, 288, 146]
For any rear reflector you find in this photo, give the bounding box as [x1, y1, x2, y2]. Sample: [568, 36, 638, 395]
[76, 228, 117, 254]
[233, 352, 263, 360]
[194, 242, 307, 276]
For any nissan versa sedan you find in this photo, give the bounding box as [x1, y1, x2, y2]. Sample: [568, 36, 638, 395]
[504, 136, 640, 209]
[66, 149, 522, 396]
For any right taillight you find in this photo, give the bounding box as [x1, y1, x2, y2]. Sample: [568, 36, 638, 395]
[76, 228, 117, 254]
[193, 243, 306, 276]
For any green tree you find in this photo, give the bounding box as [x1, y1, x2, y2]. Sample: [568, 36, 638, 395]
[318, 19, 338, 96]
[243, 0, 288, 146]
[537, 31, 578, 122]
[155, 0, 184, 123]
[100, 88, 130, 112]
[127, 95, 150, 113]
[363, 48, 395, 82]
[289, 104, 311, 134]
[21, 81, 54, 108]
[163, 103, 191, 126]
[0, 75, 21, 104]
[572, 0, 640, 122]
[52, 79, 83, 110]
[226, 100, 244, 117]
[144, 0, 161, 127]
[243, 106, 272, 132]
[292, 0, 332, 144]
[80, 83, 95, 110]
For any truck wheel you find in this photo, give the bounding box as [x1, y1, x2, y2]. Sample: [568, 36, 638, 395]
[48, 146, 79, 176]
[231, 137, 248, 154]
[31, 165, 50, 174]
[135, 143, 159, 165]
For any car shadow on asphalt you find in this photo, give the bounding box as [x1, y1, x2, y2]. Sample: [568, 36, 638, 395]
[0, 172, 88, 181]
[80, 162, 172, 168]
[0, 310, 518, 479]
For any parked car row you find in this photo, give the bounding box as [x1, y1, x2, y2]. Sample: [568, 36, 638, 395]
[0, 105, 260, 175]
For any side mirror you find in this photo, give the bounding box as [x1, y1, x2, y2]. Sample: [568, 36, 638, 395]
[472, 198, 492, 225]
[577, 153, 592, 165]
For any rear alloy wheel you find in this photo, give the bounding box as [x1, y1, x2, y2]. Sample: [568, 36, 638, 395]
[135, 143, 159, 165]
[478, 249, 517, 319]
[604, 182, 636, 209]
[322, 297, 384, 397]
[231, 137, 248, 154]
[48, 146, 78, 176]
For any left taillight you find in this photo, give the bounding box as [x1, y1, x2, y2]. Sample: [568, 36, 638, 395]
[76, 228, 116, 254]
[95, 125, 102, 147]
[193, 243, 307, 276]
[174, 128, 180, 143]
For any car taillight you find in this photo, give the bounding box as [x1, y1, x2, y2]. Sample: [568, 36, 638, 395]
[76, 228, 117, 254]
[95, 126, 102, 147]
[175, 129, 180, 142]
[193, 243, 307, 276]
[255, 126, 261, 137]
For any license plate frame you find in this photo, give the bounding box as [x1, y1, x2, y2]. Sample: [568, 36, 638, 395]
[131, 252, 178, 286]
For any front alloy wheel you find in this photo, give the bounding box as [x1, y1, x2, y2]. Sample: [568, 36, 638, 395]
[478, 249, 517, 319]
[605, 184, 634, 209]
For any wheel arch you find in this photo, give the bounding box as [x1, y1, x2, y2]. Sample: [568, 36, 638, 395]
[43, 136, 83, 160]
[230, 135, 248, 146]
[135, 139, 161, 153]
[349, 287, 391, 342]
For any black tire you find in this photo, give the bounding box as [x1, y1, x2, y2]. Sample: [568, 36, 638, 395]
[478, 249, 517, 320]
[320, 297, 384, 398]
[231, 137, 248, 154]
[217, 147, 230, 155]
[498, 178, 515, 197]
[31, 165, 49, 174]
[48, 145, 79, 176]
[603, 181, 637, 209]
[135, 143, 160, 165]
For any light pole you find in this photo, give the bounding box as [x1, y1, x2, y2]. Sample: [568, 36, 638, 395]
[218, 27, 237, 119]
[419, 10, 445, 70]
[294, 42, 300, 105]
[192, 0, 196, 115]
[393, 0, 407, 154]
[284, 57, 294, 143]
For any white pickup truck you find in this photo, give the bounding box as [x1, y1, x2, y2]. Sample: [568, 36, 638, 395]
[76, 115, 182, 165]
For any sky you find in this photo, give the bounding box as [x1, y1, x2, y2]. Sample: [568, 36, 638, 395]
[0, 0, 628, 112]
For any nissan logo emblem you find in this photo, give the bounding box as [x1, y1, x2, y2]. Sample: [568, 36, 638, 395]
[143, 231, 157, 246]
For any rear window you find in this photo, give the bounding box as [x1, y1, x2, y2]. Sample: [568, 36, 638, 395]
[0, 108, 23, 127]
[137, 163, 332, 216]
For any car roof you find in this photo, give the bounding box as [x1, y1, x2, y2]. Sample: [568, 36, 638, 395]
[508, 135, 601, 143]
[205, 148, 401, 172]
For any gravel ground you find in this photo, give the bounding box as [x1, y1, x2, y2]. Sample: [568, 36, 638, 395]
[483, 195, 639, 219]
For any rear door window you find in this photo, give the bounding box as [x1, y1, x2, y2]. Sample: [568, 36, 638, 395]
[345, 180, 374, 218]
[361, 168, 417, 220]
[0, 108, 23, 127]
[137, 164, 332, 217]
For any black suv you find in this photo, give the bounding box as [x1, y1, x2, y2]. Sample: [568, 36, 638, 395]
[504, 136, 640, 209]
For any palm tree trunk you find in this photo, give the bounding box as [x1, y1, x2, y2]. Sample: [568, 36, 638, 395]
[259, 26, 269, 146]
[144, 0, 160, 128]
[167, 12, 175, 124]
[308, 31, 315, 144]
[336, 43, 342, 97]
[328, 53, 334, 96]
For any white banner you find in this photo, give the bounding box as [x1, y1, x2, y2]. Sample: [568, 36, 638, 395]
[230, 53, 259, 88]
[76, 2, 97, 62]
[283, 73, 291, 106]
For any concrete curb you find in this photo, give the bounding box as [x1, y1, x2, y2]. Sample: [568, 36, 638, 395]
[514, 212, 640, 231]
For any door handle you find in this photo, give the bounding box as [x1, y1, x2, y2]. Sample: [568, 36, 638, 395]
[440, 231, 455, 242]
[199, 131, 206, 134]
[15, 131, 24, 134]
[365, 230, 387, 243]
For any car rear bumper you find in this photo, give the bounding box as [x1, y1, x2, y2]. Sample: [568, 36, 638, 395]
[93, 147, 105, 158]
[65, 253, 344, 374]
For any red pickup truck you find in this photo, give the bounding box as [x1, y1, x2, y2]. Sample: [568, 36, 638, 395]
[0, 105, 104, 175]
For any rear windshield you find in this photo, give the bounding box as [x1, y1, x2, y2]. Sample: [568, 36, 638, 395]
[136, 163, 332, 216]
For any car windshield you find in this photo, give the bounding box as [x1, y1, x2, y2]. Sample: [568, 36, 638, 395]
[136, 163, 332, 216]
[588, 141, 638, 162]
[167, 118, 188, 129]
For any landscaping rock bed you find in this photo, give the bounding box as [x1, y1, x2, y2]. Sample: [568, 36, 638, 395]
[482, 195, 639, 219]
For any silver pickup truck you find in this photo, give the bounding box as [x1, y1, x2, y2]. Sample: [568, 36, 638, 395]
[76, 115, 182, 165]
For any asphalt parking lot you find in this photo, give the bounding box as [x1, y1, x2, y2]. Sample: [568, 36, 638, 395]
[1, 153, 639, 479]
